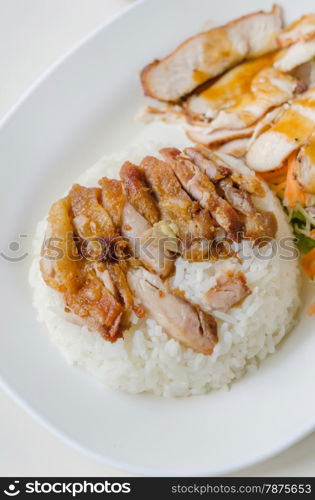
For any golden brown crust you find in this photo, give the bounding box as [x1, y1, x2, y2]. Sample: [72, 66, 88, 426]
[140, 60, 161, 98]
[120, 161, 160, 224]
[69, 184, 116, 238]
[98, 177, 125, 228]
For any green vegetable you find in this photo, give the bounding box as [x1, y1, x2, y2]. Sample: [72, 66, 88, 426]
[285, 209, 315, 253]
[293, 232, 315, 254]
[291, 210, 306, 225]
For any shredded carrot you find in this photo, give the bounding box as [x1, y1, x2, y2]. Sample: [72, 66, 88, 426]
[305, 193, 313, 206]
[258, 163, 288, 184]
[284, 153, 306, 208]
[301, 247, 315, 279]
[310, 229, 315, 239]
[271, 181, 286, 194]
[307, 303, 315, 316]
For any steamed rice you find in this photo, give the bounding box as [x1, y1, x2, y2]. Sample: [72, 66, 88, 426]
[29, 123, 300, 397]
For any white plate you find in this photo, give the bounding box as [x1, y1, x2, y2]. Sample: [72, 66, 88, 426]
[1, 0, 315, 477]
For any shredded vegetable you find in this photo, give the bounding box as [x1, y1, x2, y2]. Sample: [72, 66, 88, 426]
[259, 153, 315, 316]
[307, 303, 315, 316]
[301, 248, 315, 279]
[284, 153, 306, 208]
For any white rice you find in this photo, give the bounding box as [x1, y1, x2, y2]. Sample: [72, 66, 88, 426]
[29, 123, 301, 397]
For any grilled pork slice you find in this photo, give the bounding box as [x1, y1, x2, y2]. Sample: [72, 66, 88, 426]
[141, 155, 216, 258]
[277, 14, 315, 47]
[204, 68, 297, 132]
[121, 202, 176, 278]
[120, 162, 160, 225]
[40, 197, 127, 341]
[292, 58, 315, 88]
[246, 87, 315, 171]
[275, 37, 315, 72]
[160, 147, 244, 241]
[187, 53, 277, 118]
[186, 124, 255, 146]
[141, 5, 282, 102]
[247, 106, 286, 149]
[217, 138, 250, 157]
[202, 272, 251, 312]
[128, 267, 218, 355]
[295, 132, 315, 193]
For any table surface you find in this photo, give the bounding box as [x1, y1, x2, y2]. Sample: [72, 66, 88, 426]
[0, 0, 314, 477]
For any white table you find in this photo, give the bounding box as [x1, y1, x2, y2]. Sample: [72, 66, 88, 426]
[1, 0, 314, 477]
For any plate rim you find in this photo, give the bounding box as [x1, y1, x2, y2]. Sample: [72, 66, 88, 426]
[1, 375, 315, 476]
[0, 0, 314, 476]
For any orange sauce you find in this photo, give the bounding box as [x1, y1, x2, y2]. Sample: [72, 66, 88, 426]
[272, 96, 315, 143]
[192, 27, 239, 85]
[199, 52, 277, 105]
[193, 70, 211, 85]
[202, 26, 237, 62]
[306, 133, 315, 164]
[273, 109, 314, 142]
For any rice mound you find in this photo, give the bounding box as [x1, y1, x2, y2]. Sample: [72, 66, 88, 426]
[29, 123, 301, 397]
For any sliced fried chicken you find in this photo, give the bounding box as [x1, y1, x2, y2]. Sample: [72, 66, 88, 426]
[141, 5, 282, 102]
[161, 147, 275, 241]
[64, 265, 125, 340]
[128, 267, 218, 355]
[69, 183, 138, 326]
[185, 146, 265, 197]
[184, 147, 231, 181]
[246, 87, 315, 171]
[40, 197, 83, 294]
[218, 177, 256, 215]
[121, 202, 176, 278]
[107, 262, 134, 310]
[69, 184, 116, 240]
[98, 177, 125, 228]
[160, 147, 244, 241]
[41, 197, 127, 341]
[242, 210, 278, 241]
[119, 162, 176, 277]
[202, 271, 251, 312]
[214, 151, 266, 196]
[120, 162, 160, 225]
[141, 155, 216, 258]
